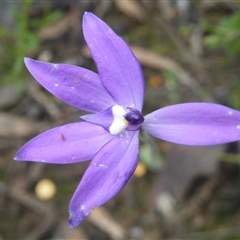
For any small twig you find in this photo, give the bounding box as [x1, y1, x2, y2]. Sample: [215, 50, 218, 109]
[178, 226, 240, 239]
[87, 207, 126, 240]
[0, 182, 57, 240]
[25, 212, 56, 240]
[55, 221, 89, 240]
[131, 46, 214, 102]
[178, 176, 218, 221]
[0, 111, 49, 138]
[27, 81, 61, 121]
[165, 176, 219, 238]
[38, 8, 81, 41]
[131, 46, 200, 90]
[0, 182, 47, 214]
[156, 16, 204, 69]
[114, 0, 147, 22]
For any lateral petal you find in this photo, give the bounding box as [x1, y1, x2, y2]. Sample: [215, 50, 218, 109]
[24, 58, 115, 113]
[69, 130, 139, 227]
[83, 12, 144, 110]
[80, 107, 114, 132]
[15, 122, 114, 164]
[142, 103, 240, 145]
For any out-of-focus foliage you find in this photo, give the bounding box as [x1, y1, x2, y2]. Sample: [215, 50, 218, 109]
[163, 69, 180, 103]
[203, 11, 240, 54]
[229, 79, 240, 109]
[201, 10, 240, 111]
[140, 132, 164, 171]
[0, 1, 62, 89]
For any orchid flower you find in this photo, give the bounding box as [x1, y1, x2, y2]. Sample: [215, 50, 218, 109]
[15, 12, 240, 228]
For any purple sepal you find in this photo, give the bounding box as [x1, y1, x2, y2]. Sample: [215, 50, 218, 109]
[68, 130, 139, 227]
[15, 122, 114, 164]
[83, 12, 144, 110]
[24, 58, 116, 113]
[142, 103, 240, 145]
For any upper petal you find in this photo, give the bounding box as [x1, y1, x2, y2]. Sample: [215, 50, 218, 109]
[69, 130, 139, 227]
[83, 12, 144, 110]
[142, 103, 240, 145]
[15, 122, 114, 164]
[24, 58, 116, 113]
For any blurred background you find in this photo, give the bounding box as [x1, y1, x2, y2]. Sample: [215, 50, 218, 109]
[1, 0, 240, 239]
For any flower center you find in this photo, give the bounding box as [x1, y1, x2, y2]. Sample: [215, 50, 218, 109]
[109, 105, 144, 135]
[81, 105, 144, 136]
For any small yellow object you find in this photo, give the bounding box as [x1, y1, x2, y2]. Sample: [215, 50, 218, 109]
[123, 118, 129, 125]
[134, 162, 147, 177]
[149, 76, 163, 87]
[35, 179, 56, 201]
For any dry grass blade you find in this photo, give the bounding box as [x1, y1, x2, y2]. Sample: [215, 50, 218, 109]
[54, 221, 89, 240]
[39, 8, 80, 41]
[131, 46, 201, 91]
[0, 112, 48, 137]
[87, 207, 126, 240]
[0, 182, 57, 240]
[0, 84, 21, 109]
[27, 81, 61, 121]
[114, 0, 147, 21]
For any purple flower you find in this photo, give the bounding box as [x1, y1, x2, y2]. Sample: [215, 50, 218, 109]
[15, 12, 240, 228]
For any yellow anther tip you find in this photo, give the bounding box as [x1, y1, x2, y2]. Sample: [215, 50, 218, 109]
[123, 118, 129, 125]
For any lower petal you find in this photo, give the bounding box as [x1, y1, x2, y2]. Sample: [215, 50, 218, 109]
[69, 130, 139, 227]
[142, 103, 240, 145]
[15, 122, 114, 164]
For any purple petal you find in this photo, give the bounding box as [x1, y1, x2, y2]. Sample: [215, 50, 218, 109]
[24, 58, 116, 113]
[15, 122, 114, 164]
[83, 12, 144, 110]
[142, 103, 240, 145]
[69, 130, 139, 227]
